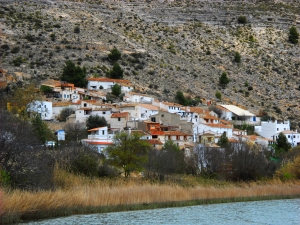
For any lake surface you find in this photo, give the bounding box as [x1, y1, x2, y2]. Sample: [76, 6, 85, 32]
[24, 199, 300, 225]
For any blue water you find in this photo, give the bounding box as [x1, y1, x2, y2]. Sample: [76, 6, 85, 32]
[24, 199, 300, 225]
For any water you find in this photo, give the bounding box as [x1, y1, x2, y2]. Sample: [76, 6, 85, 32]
[24, 199, 300, 225]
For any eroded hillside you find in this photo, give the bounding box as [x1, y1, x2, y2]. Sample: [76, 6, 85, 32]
[0, 0, 300, 127]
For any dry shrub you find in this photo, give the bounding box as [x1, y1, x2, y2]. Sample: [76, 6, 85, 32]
[2, 170, 300, 218]
[275, 156, 300, 180]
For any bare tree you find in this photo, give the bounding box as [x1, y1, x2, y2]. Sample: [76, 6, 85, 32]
[0, 110, 54, 190]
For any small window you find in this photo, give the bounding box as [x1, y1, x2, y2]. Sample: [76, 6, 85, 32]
[84, 103, 87, 107]
[288, 135, 290, 138]
[277, 128, 279, 131]
[161, 114, 164, 117]
[103, 112, 106, 114]
[118, 118, 121, 121]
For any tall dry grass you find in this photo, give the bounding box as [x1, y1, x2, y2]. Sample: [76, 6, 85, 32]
[2, 168, 300, 222]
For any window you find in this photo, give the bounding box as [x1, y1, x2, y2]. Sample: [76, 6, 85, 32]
[64, 94, 66, 98]
[84, 103, 87, 107]
[102, 130, 105, 135]
[118, 118, 121, 121]
[288, 135, 290, 138]
[277, 128, 279, 131]
[151, 117, 156, 122]
[103, 112, 106, 114]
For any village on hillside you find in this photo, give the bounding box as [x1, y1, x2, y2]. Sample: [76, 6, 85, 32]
[16, 77, 300, 155]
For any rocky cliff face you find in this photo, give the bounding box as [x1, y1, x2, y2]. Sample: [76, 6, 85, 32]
[0, 0, 300, 127]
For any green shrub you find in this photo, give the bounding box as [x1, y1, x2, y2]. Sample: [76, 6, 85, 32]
[215, 91, 222, 100]
[234, 52, 241, 63]
[288, 26, 299, 44]
[74, 25, 80, 33]
[237, 16, 247, 24]
[108, 47, 121, 61]
[11, 46, 20, 53]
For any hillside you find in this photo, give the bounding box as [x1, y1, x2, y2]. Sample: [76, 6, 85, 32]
[0, 0, 300, 127]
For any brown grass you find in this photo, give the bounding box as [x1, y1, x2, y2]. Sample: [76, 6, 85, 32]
[1, 168, 300, 223]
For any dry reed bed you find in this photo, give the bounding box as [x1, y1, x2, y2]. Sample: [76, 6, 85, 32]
[2, 180, 300, 216]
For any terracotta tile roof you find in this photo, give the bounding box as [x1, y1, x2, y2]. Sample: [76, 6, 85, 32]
[150, 131, 165, 135]
[88, 77, 132, 85]
[147, 139, 163, 145]
[164, 131, 192, 136]
[87, 127, 107, 132]
[119, 103, 138, 108]
[187, 107, 206, 114]
[52, 102, 72, 107]
[247, 135, 259, 141]
[61, 83, 74, 87]
[162, 101, 183, 107]
[215, 105, 231, 112]
[206, 123, 232, 129]
[131, 130, 151, 136]
[93, 108, 112, 111]
[279, 130, 300, 134]
[202, 113, 219, 120]
[138, 104, 159, 111]
[72, 101, 81, 105]
[220, 119, 232, 125]
[111, 112, 129, 118]
[82, 100, 97, 104]
[78, 107, 92, 110]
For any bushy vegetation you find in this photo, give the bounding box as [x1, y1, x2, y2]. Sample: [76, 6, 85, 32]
[61, 60, 87, 87]
[111, 83, 121, 96]
[108, 62, 124, 79]
[108, 47, 121, 61]
[58, 107, 74, 122]
[86, 115, 108, 130]
[219, 72, 230, 87]
[288, 26, 299, 44]
[237, 16, 247, 24]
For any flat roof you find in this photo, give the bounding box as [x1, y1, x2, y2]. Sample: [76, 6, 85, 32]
[220, 105, 255, 117]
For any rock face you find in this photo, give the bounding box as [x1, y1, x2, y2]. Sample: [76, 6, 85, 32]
[0, 0, 300, 126]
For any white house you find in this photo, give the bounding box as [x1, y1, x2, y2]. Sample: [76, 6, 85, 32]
[273, 130, 300, 147]
[82, 126, 119, 153]
[194, 122, 233, 140]
[110, 112, 130, 131]
[28, 101, 53, 120]
[255, 120, 290, 140]
[216, 105, 258, 123]
[152, 100, 183, 113]
[135, 104, 159, 121]
[87, 78, 133, 92]
[123, 92, 155, 103]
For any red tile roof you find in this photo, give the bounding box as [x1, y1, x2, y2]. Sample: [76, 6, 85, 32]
[206, 123, 232, 129]
[88, 77, 132, 85]
[87, 127, 107, 132]
[111, 112, 129, 118]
